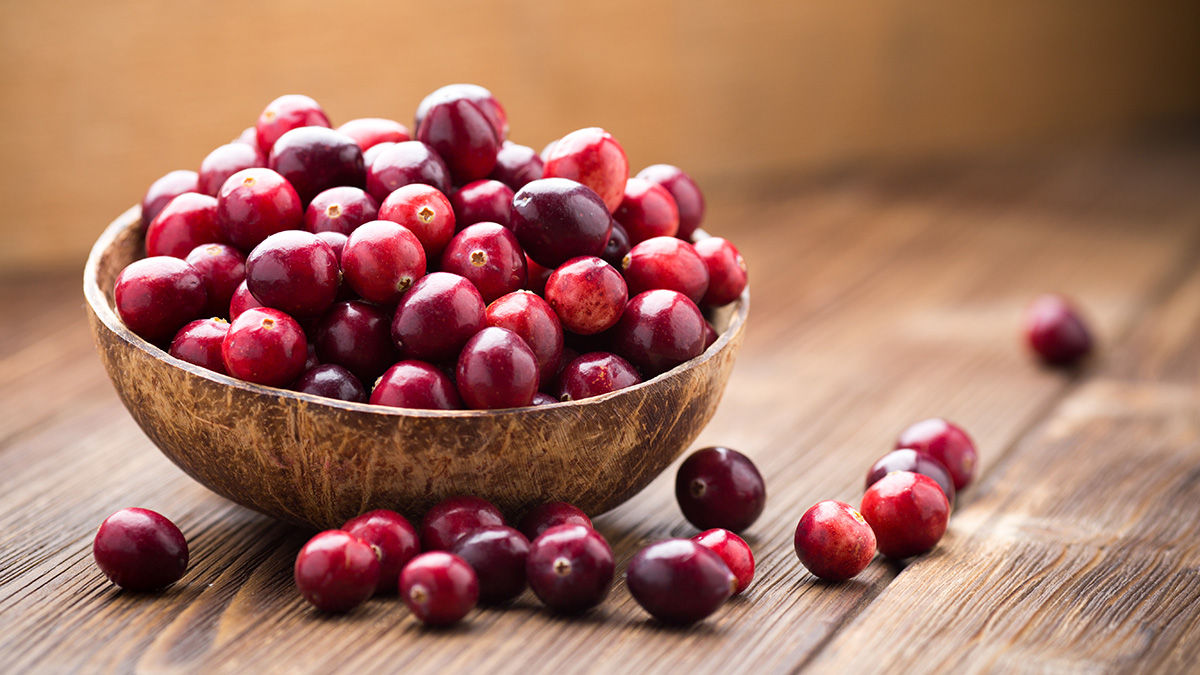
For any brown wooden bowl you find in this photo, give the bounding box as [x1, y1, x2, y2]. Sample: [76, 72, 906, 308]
[83, 206, 749, 529]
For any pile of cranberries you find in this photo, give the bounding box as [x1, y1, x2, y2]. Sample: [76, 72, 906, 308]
[117, 86, 748, 409]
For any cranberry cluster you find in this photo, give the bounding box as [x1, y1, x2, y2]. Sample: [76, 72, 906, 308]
[118, 86, 748, 409]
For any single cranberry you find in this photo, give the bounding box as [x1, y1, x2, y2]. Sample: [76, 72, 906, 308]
[1023, 293, 1094, 366]
[525, 256, 553, 295]
[485, 291, 563, 389]
[636, 165, 705, 240]
[336, 118, 411, 151]
[343, 509, 420, 594]
[169, 318, 230, 374]
[794, 501, 876, 581]
[221, 307, 308, 386]
[511, 178, 612, 268]
[490, 141, 544, 190]
[545, 257, 627, 335]
[93, 507, 188, 591]
[146, 193, 223, 259]
[613, 290, 706, 374]
[378, 183, 457, 260]
[525, 524, 614, 613]
[450, 526, 531, 604]
[626, 539, 734, 625]
[142, 170, 199, 227]
[440, 223, 527, 304]
[293, 363, 367, 402]
[703, 321, 718, 350]
[555, 352, 641, 402]
[185, 243, 246, 317]
[391, 272, 486, 362]
[675, 447, 766, 533]
[199, 142, 265, 197]
[693, 237, 747, 306]
[456, 327, 539, 409]
[415, 84, 508, 144]
[451, 179, 514, 229]
[362, 141, 395, 167]
[400, 552, 479, 626]
[542, 128, 629, 213]
[622, 237, 709, 305]
[114, 257, 207, 344]
[600, 221, 631, 269]
[304, 186, 379, 235]
[531, 393, 557, 406]
[420, 496, 506, 551]
[860, 472, 950, 559]
[228, 279, 262, 321]
[268, 127, 365, 206]
[255, 94, 331, 156]
[244, 230, 339, 318]
[341, 220, 427, 305]
[517, 502, 592, 541]
[895, 418, 978, 491]
[416, 97, 500, 185]
[866, 449, 956, 509]
[294, 530, 379, 613]
[692, 529, 754, 594]
[314, 301, 400, 383]
[614, 178, 680, 244]
[370, 360, 462, 410]
[365, 141, 451, 202]
[215, 168, 303, 252]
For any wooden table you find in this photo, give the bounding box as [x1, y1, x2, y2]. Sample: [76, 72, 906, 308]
[3, 140, 1199, 674]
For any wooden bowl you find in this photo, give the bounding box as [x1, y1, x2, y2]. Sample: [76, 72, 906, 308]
[83, 207, 749, 529]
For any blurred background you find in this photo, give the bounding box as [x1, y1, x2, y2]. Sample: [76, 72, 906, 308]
[1, 0, 1198, 278]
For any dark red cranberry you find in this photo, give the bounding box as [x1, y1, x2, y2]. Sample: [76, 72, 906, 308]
[185, 243, 246, 318]
[114, 257, 207, 344]
[416, 97, 500, 185]
[517, 503, 592, 541]
[490, 141, 544, 191]
[370, 360, 462, 410]
[450, 526, 530, 604]
[866, 449, 956, 509]
[169, 318, 229, 374]
[293, 530, 379, 613]
[142, 170, 199, 228]
[613, 290, 706, 374]
[511, 178, 612, 268]
[336, 118, 411, 151]
[293, 364, 366, 402]
[255, 94, 331, 156]
[525, 256, 553, 295]
[693, 237, 747, 306]
[530, 392, 557, 406]
[341, 220, 427, 305]
[93, 507, 188, 591]
[199, 142, 265, 197]
[378, 183, 457, 260]
[314, 301, 400, 383]
[304, 186, 379, 235]
[420, 496, 506, 551]
[415, 84, 508, 144]
[456, 327, 539, 409]
[1024, 293, 1094, 366]
[440, 223, 527, 304]
[692, 528, 754, 594]
[794, 501, 876, 581]
[860, 472, 949, 559]
[228, 279, 262, 321]
[221, 307, 308, 386]
[303, 343, 320, 371]
[703, 321, 718, 350]
[636, 164, 705, 240]
[555, 352, 641, 402]
[485, 291, 563, 389]
[244, 230, 339, 318]
[895, 418, 978, 491]
[451, 180, 514, 230]
[314, 231, 349, 267]
[622, 237, 709, 305]
[675, 447, 766, 533]
[525, 524, 614, 613]
[545, 257, 627, 335]
[146, 193, 223, 259]
[542, 128, 629, 213]
[600, 221, 631, 269]
[215, 168, 303, 252]
[614, 178, 679, 244]
[626, 539, 734, 625]
[399, 552, 479, 625]
[362, 141, 395, 168]
[391, 272, 486, 362]
[366, 141, 451, 202]
[343, 509, 420, 595]
[268, 127, 365, 206]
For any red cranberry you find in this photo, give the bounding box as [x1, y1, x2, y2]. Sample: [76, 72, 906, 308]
[517, 502, 592, 541]
[186, 243, 246, 317]
[525, 524, 614, 613]
[555, 352, 641, 401]
[216, 168, 303, 252]
[341, 220, 427, 305]
[314, 231, 349, 267]
[675, 447, 766, 533]
[391, 272, 486, 362]
[600, 221, 631, 269]
[485, 291, 564, 389]
[531, 392, 557, 406]
[860, 472, 950, 559]
[293, 363, 366, 402]
[895, 418, 978, 491]
[456, 327, 539, 409]
[490, 141, 544, 190]
[314, 301, 400, 383]
[366, 141, 451, 202]
[304, 186, 379, 235]
[451, 179, 514, 229]
[703, 321, 718, 350]
[336, 118, 411, 151]
[146, 193, 223, 259]
[415, 84, 508, 144]
[400, 552, 479, 626]
[636, 164, 705, 240]
[255, 94, 331, 156]
[794, 501, 876, 581]
[244, 230, 339, 318]
[343, 509, 420, 594]
[294, 530, 379, 613]
[866, 449, 956, 509]
[613, 290, 706, 374]
[622, 237, 709, 305]
[1023, 293, 1094, 366]
[614, 178, 679, 244]
[416, 97, 500, 185]
[169, 318, 229, 374]
[420, 496, 506, 551]
[542, 128, 629, 213]
[440, 223, 527, 304]
[228, 279, 262, 321]
[199, 142, 265, 197]
[93, 507, 188, 591]
[379, 183, 457, 260]
[450, 526, 531, 604]
[362, 141, 395, 167]
[370, 360, 462, 410]
[693, 237, 747, 306]
[525, 256, 553, 295]
[221, 307, 308, 386]
[268, 127, 365, 206]
[114, 257, 207, 344]
[142, 170, 198, 227]
[692, 528, 754, 594]
[626, 539, 734, 624]
[545, 257, 627, 335]
[511, 178, 613, 268]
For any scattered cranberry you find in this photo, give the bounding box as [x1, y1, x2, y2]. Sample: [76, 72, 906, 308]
[245, 231, 340, 318]
[304, 186, 379, 235]
[456, 327, 539, 409]
[114, 257, 208, 344]
[511, 178, 612, 268]
[692, 529, 754, 594]
[525, 524, 614, 614]
[341, 220, 427, 305]
[228, 279, 262, 321]
[794, 501, 876, 581]
[293, 364, 367, 402]
[268, 126, 364, 206]
[416, 84, 508, 144]
[490, 141, 544, 190]
[146, 193, 223, 259]
[215, 168, 303, 252]
[485, 291, 564, 389]
[370, 360, 463, 410]
[614, 178, 679, 244]
[169, 318, 230, 374]
[93, 507, 188, 591]
[544, 257, 627, 336]
[365, 141, 452, 202]
[293, 530, 379, 613]
[399, 552, 479, 626]
[542, 128, 629, 213]
[378, 183, 457, 260]
[391, 272, 486, 362]
[861, 472, 950, 559]
[451, 179, 514, 229]
[343, 509, 420, 594]
[420, 495, 506, 551]
[1023, 293, 1094, 366]
[600, 221, 631, 269]
[199, 142, 265, 197]
[636, 164, 705, 240]
[693, 237, 747, 306]
[314, 301, 400, 384]
[895, 418, 978, 491]
[555, 352, 641, 401]
[142, 170, 199, 227]
[525, 256, 553, 295]
[675, 447, 766, 533]
[613, 290, 706, 374]
[416, 96, 500, 185]
[517, 502, 592, 541]
[626, 539, 734, 625]
[441, 223, 528, 304]
[221, 307, 308, 387]
[336, 117, 411, 151]
[450, 525, 531, 604]
[185, 243, 246, 317]
[866, 449, 956, 509]
[622, 236, 709, 305]
[255, 94, 331, 156]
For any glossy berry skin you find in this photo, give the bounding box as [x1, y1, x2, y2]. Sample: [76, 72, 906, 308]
[627, 539, 735, 625]
[391, 272, 486, 362]
[379, 183, 457, 260]
[142, 170, 199, 228]
[511, 178, 613, 268]
[440, 223, 527, 304]
[517, 502, 593, 541]
[490, 141, 544, 190]
[362, 141, 395, 168]
[366, 141, 452, 202]
[304, 186, 379, 235]
[294, 530, 379, 613]
[400, 552, 479, 626]
[485, 291, 564, 389]
[199, 142, 265, 196]
[415, 84, 508, 144]
[221, 307, 308, 387]
[545, 257, 627, 335]
[614, 178, 679, 244]
[416, 96, 500, 185]
[169, 318, 229, 374]
[860, 472, 950, 559]
[245, 231, 339, 318]
[185, 243, 247, 317]
[255, 94, 331, 156]
[450, 525, 531, 604]
[341, 220, 427, 305]
[336, 118, 411, 151]
[343, 509, 420, 594]
[794, 501, 877, 581]
[456, 327, 539, 409]
[146, 193, 223, 259]
[268, 126, 365, 206]
[93, 508, 188, 591]
[114, 257, 207, 344]
[420, 496, 506, 551]
[622, 237, 710, 305]
[693, 237, 747, 307]
[895, 418, 978, 491]
[636, 164, 705, 240]
[692, 528, 754, 594]
[315, 232, 349, 267]
[525, 524, 614, 614]
[314, 301, 400, 384]
[613, 290, 706, 375]
[601, 221, 631, 269]
[556, 352, 641, 402]
[370, 360, 463, 410]
[703, 322, 718, 350]
[531, 392, 557, 406]
[542, 128, 629, 213]
[675, 447, 766, 533]
[1023, 293, 1093, 366]
[228, 279, 262, 321]
[293, 364, 367, 402]
[451, 179, 514, 229]
[866, 449, 956, 509]
[215, 168, 303, 252]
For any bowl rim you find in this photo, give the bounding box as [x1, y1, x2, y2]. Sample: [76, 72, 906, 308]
[84, 205, 750, 418]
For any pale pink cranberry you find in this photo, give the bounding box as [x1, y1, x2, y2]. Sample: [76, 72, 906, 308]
[636, 164, 705, 240]
[336, 118, 411, 151]
[255, 94, 331, 156]
[542, 128, 629, 213]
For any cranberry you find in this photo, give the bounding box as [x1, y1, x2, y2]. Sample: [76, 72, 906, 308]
[622, 237, 709, 305]
[794, 501, 876, 581]
[613, 290, 706, 374]
[400, 552, 479, 626]
[243, 230, 339, 319]
[525, 524, 614, 613]
[693, 237, 747, 306]
[185, 243, 246, 317]
[293, 530, 379, 613]
[517, 502, 592, 541]
[555, 352, 641, 402]
[636, 164, 705, 240]
[420, 496, 506, 551]
[370, 360, 463, 410]
[600, 221, 631, 269]
[93, 508, 188, 591]
[895, 418, 978, 491]
[456, 327, 539, 409]
[304, 186, 379, 235]
[314, 231, 349, 266]
[416, 97, 500, 185]
[233, 126, 259, 147]
[1023, 293, 1094, 366]
[542, 128, 629, 213]
[314, 301, 400, 383]
[255, 94, 331, 156]
[692, 529, 754, 594]
[675, 447, 766, 533]
[293, 364, 367, 402]
[451, 179, 514, 229]
[336, 118, 411, 151]
[614, 178, 679, 244]
[511, 178, 612, 268]
[860, 472, 950, 559]
[268, 127, 365, 206]
[303, 343, 321, 371]
[378, 183, 457, 260]
[391, 272, 486, 362]
[362, 141, 395, 167]
[341, 220, 427, 305]
[199, 142, 265, 196]
[114, 257, 207, 344]
[490, 141, 544, 190]
[525, 256, 553, 295]
[530, 392, 557, 406]
[216, 168, 303, 252]
[545, 257, 627, 335]
[221, 307, 308, 386]
[415, 84, 508, 144]
[343, 509, 420, 594]
[866, 449, 956, 509]
[440, 223, 527, 304]
[366, 141, 451, 202]
[146, 193, 223, 259]
[169, 318, 229, 374]
[485, 291, 563, 389]
[703, 321, 718, 350]
[450, 526, 531, 604]
[142, 170, 199, 227]
[626, 539, 734, 624]
[228, 279, 262, 321]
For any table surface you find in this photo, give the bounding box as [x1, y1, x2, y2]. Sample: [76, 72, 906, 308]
[3, 140, 1200, 674]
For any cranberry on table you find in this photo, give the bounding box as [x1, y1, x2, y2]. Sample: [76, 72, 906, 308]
[365, 141, 452, 202]
[391, 272, 486, 362]
[293, 364, 367, 403]
[146, 193, 223, 259]
[244, 231, 339, 318]
[255, 94, 331, 156]
[304, 186, 379, 235]
[675, 446, 766, 533]
[692, 528, 754, 594]
[600, 221, 631, 269]
[895, 418, 978, 491]
[626, 539, 735, 625]
[440, 223, 527, 304]
[93, 507, 188, 591]
[378, 183, 457, 260]
[341, 220, 427, 305]
[545, 256, 627, 336]
[314, 301, 400, 384]
[199, 142, 265, 197]
[114, 257, 207, 344]
[525, 256, 553, 295]
[517, 502, 593, 541]
[293, 530, 379, 613]
[169, 318, 230, 374]
[343, 509, 420, 595]
[614, 178, 680, 244]
[268, 126, 365, 206]
[636, 164, 705, 241]
[228, 279, 262, 321]
[185, 243, 246, 318]
[622, 236, 710, 305]
[450, 179, 515, 229]
[336, 117, 411, 151]
[450, 525, 531, 604]
[693, 237, 748, 307]
[399, 552, 479, 626]
[142, 170, 199, 228]
[415, 83, 508, 144]
[485, 291, 564, 389]
[511, 178, 613, 268]
[215, 168, 303, 252]
[866, 449, 956, 509]
[416, 96, 501, 185]
[794, 500, 876, 581]
[613, 290, 707, 374]
[555, 352, 641, 402]
[542, 128, 629, 213]
[490, 141, 544, 190]
[221, 307, 308, 387]
[370, 360, 463, 410]
[420, 495, 506, 551]
[456, 327, 539, 409]
[525, 524, 614, 614]
[860, 472, 950, 559]
[1023, 293, 1094, 366]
